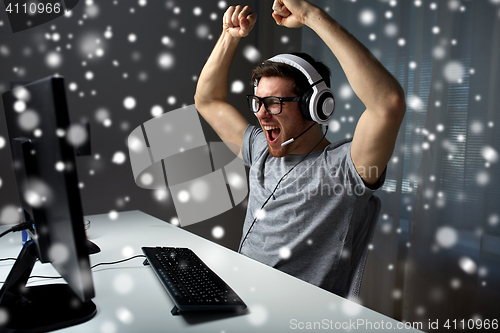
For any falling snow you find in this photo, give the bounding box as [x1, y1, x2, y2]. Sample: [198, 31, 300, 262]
[48, 243, 70, 264]
[24, 179, 52, 208]
[123, 97, 136, 110]
[18, 110, 40, 131]
[384, 23, 398, 37]
[227, 172, 244, 189]
[247, 304, 268, 326]
[279, 246, 292, 259]
[435, 226, 458, 248]
[488, 214, 499, 226]
[329, 120, 341, 133]
[177, 190, 190, 203]
[157, 52, 175, 69]
[338, 83, 354, 100]
[46, 51, 63, 68]
[55, 161, 66, 172]
[140, 173, 153, 186]
[342, 300, 363, 317]
[108, 210, 119, 220]
[0, 2, 498, 324]
[255, 209, 266, 220]
[212, 226, 224, 239]
[116, 307, 134, 325]
[151, 105, 164, 117]
[167, 96, 177, 105]
[458, 256, 477, 274]
[359, 9, 376, 26]
[113, 274, 134, 294]
[443, 61, 465, 83]
[408, 95, 423, 111]
[231, 80, 245, 94]
[154, 189, 168, 201]
[196, 25, 210, 39]
[66, 124, 88, 146]
[0, 205, 20, 224]
[128, 136, 144, 152]
[189, 179, 210, 202]
[476, 171, 490, 186]
[243, 45, 261, 62]
[170, 217, 180, 226]
[112, 152, 127, 164]
[481, 146, 498, 163]
[14, 100, 26, 112]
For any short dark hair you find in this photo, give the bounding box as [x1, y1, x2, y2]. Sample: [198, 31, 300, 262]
[251, 52, 331, 97]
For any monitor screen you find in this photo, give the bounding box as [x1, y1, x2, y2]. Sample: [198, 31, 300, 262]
[0, 75, 96, 331]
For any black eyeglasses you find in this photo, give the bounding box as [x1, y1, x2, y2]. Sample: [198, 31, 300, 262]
[246, 95, 301, 115]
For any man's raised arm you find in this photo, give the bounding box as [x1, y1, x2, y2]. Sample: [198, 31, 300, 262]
[272, 0, 406, 186]
[194, 5, 256, 152]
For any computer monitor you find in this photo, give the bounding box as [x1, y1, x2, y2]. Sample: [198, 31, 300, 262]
[0, 76, 97, 331]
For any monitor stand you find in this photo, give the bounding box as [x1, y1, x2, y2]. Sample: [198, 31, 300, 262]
[0, 240, 97, 332]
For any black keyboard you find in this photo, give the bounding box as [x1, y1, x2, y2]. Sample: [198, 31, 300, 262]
[142, 247, 247, 315]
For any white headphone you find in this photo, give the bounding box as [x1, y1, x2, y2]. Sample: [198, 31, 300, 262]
[264, 54, 336, 124]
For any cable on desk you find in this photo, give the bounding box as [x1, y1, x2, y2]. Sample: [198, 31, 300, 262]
[29, 275, 62, 280]
[91, 254, 146, 269]
[0, 254, 147, 284]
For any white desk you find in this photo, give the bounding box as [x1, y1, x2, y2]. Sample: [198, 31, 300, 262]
[0, 211, 421, 332]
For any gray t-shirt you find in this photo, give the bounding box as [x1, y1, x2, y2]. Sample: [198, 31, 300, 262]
[239, 125, 385, 297]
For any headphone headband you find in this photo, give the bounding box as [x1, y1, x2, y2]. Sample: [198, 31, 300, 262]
[267, 54, 323, 86]
[265, 54, 336, 124]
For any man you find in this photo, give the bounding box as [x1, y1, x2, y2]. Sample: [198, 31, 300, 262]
[194, 0, 405, 297]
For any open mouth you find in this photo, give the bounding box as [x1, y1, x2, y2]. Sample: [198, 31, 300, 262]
[263, 125, 281, 144]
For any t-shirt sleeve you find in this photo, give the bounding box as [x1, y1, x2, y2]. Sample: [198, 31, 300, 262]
[327, 141, 386, 197]
[242, 124, 268, 168]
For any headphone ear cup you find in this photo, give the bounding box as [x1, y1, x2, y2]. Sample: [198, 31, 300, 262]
[300, 89, 314, 121]
[315, 90, 335, 122]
